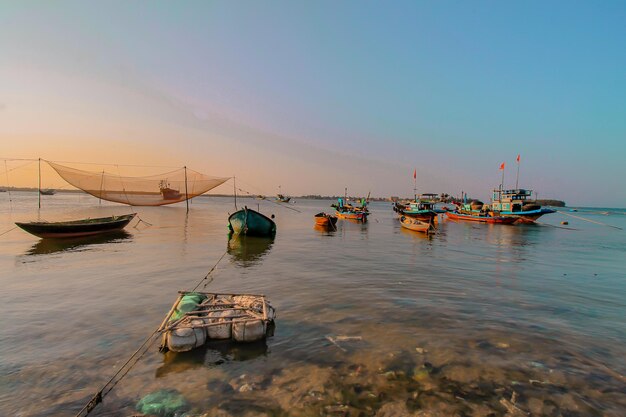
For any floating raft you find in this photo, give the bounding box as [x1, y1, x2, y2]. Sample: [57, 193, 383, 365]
[159, 291, 275, 352]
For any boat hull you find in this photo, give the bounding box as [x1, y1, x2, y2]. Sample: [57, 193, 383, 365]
[335, 211, 368, 221]
[399, 215, 432, 233]
[499, 208, 557, 223]
[314, 213, 338, 228]
[15, 213, 136, 238]
[445, 211, 516, 224]
[228, 207, 276, 237]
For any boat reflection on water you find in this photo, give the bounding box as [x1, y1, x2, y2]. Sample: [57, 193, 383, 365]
[227, 235, 275, 267]
[26, 230, 132, 255]
[156, 340, 269, 378]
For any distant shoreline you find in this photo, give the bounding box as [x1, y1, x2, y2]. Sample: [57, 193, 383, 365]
[0, 187, 577, 208]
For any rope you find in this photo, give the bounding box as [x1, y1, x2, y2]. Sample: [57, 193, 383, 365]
[75, 250, 229, 417]
[191, 249, 229, 292]
[559, 211, 622, 230]
[0, 226, 17, 237]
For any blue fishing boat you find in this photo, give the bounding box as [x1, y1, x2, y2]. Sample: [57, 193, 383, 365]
[490, 188, 556, 223]
[228, 206, 276, 237]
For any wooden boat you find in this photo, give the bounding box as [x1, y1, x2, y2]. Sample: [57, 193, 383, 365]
[399, 215, 433, 233]
[228, 206, 276, 237]
[15, 213, 137, 238]
[490, 188, 556, 223]
[275, 194, 291, 203]
[275, 186, 291, 203]
[314, 212, 338, 229]
[39, 189, 55, 195]
[445, 210, 517, 224]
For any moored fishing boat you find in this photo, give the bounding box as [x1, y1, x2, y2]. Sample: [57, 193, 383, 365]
[15, 213, 137, 238]
[159, 180, 183, 200]
[314, 212, 338, 229]
[393, 197, 440, 222]
[490, 188, 556, 223]
[275, 185, 291, 203]
[228, 206, 276, 237]
[331, 197, 369, 222]
[399, 215, 433, 233]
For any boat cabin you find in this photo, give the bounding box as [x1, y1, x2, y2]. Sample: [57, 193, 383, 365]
[491, 188, 533, 212]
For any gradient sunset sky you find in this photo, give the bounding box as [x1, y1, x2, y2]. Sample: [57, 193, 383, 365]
[1, 1, 625, 206]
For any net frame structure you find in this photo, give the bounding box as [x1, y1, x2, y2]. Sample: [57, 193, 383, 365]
[48, 161, 230, 206]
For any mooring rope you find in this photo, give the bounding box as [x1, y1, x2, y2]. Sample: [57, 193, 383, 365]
[559, 211, 622, 230]
[0, 226, 17, 237]
[75, 250, 229, 417]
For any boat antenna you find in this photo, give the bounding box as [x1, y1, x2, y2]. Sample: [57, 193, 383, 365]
[233, 176, 238, 210]
[344, 187, 347, 202]
[515, 154, 520, 189]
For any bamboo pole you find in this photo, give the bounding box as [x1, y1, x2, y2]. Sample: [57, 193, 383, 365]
[157, 294, 184, 332]
[184, 166, 189, 212]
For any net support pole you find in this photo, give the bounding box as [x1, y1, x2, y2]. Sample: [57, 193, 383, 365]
[184, 166, 189, 212]
[38, 158, 41, 209]
[233, 176, 238, 210]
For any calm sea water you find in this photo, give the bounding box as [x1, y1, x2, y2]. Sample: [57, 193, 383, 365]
[0, 192, 624, 416]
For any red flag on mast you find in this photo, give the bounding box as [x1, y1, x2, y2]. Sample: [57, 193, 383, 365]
[516, 154, 520, 163]
[413, 169, 416, 179]
[499, 162, 505, 170]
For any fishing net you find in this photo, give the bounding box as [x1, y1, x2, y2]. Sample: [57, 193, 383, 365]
[47, 161, 229, 206]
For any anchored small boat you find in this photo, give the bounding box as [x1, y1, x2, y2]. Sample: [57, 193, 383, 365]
[15, 213, 137, 238]
[228, 206, 276, 237]
[490, 188, 555, 223]
[314, 212, 338, 229]
[399, 215, 433, 233]
[39, 189, 55, 195]
[275, 185, 291, 203]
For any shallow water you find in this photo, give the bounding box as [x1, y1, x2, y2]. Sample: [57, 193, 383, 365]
[0, 192, 625, 416]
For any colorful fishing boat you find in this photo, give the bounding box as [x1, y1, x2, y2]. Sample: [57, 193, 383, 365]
[399, 215, 433, 233]
[490, 188, 556, 223]
[15, 213, 137, 238]
[393, 198, 440, 222]
[445, 210, 517, 224]
[228, 206, 276, 237]
[331, 197, 369, 222]
[314, 212, 338, 229]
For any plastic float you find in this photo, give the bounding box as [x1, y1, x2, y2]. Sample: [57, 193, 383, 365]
[159, 291, 276, 352]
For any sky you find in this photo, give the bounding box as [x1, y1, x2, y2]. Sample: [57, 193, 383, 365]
[1, 1, 625, 206]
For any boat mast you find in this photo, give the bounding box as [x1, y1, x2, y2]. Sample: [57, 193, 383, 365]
[184, 166, 189, 212]
[38, 158, 41, 209]
[515, 154, 520, 189]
